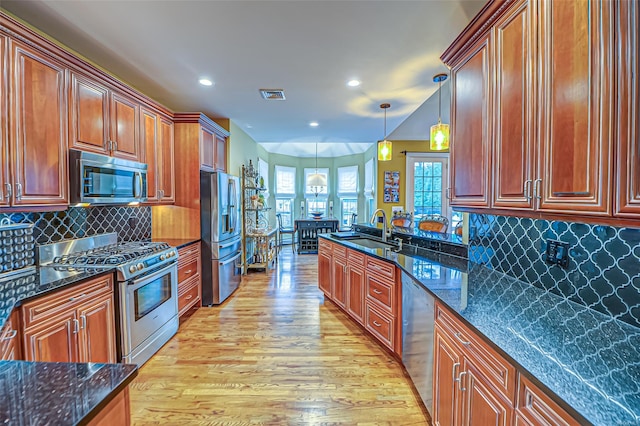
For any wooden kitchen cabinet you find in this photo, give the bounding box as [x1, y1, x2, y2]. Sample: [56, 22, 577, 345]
[10, 40, 68, 208]
[433, 326, 460, 426]
[0, 34, 8, 208]
[516, 374, 579, 426]
[177, 242, 201, 317]
[200, 127, 215, 171]
[331, 247, 348, 309]
[142, 108, 175, 204]
[69, 71, 141, 161]
[615, 0, 640, 217]
[0, 310, 22, 360]
[346, 249, 365, 325]
[449, 34, 492, 208]
[215, 133, 227, 172]
[21, 274, 116, 363]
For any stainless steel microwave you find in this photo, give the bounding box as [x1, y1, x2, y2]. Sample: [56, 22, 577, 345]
[69, 149, 147, 205]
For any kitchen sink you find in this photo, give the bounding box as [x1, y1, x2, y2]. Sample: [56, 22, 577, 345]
[347, 238, 397, 250]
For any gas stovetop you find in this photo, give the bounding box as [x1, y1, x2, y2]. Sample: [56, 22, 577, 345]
[39, 234, 178, 281]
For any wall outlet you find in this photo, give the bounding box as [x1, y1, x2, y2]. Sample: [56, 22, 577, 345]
[391, 206, 404, 215]
[545, 239, 569, 268]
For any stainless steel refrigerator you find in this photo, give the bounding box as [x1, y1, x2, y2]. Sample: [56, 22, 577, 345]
[200, 170, 242, 305]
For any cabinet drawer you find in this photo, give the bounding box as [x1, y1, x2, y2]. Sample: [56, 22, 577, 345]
[365, 302, 394, 351]
[366, 257, 395, 280]
[366, 273, 394, 314]
[178, 275, 200, 316]
[347, 249, 365, 266]
[22, 274, 113, 330]
[435, 302, 516, 401]
[332, 244, 347, 259]
[318, 238, 332, 255]
[0, 311, 20, 360]
[178, 242, 200, 260]
[178, 256, 199, 283]
[517, 375, 579, 426]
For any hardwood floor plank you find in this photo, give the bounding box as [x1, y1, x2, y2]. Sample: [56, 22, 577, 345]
[130, 251, 429, 425]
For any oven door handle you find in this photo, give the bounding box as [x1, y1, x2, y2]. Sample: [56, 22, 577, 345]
[128, 262, 177, 291]
[219, 251, 241, 266]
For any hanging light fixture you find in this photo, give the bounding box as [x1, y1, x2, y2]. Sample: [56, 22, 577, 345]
[378, 103, 392, 161]
[430, 73, 450, 151]
[308, 143, 327, 197]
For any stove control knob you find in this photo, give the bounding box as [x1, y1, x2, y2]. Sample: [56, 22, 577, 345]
[160, 254, 166, 261]
[137, 263, 144, 271]
[129, 265, 137, 273]
[169, 251, 176, 257]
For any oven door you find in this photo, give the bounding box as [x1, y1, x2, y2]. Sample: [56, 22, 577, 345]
[122, 263, 178, 353]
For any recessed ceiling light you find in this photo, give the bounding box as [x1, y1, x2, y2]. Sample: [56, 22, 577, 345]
[347, 79, 361, 87]
[246, 124, 253, 129]
[309, 121, 319, 127]
[199, 78, 213, 86]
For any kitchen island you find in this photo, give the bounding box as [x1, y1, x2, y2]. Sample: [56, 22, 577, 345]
[319, 232, 640, 426]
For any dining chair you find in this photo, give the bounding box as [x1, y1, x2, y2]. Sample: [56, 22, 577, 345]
[417, 215, 449, 233]
[276, 213, 296, 253]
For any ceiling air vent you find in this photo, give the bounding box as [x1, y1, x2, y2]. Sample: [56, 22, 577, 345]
[259, 89, 286, 100]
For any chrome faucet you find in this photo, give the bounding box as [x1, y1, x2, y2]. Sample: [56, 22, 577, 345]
[370, 209, 389, 242]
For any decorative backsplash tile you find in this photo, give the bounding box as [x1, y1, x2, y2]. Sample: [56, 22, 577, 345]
[468, 213, 640, 329]
[0, 206, 151, 245]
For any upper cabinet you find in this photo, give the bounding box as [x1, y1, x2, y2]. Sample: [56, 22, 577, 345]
[70, 72, 141, 161]
[199, 123, 227, 173]
[9, 40, 68, 208]
[615, 0, 639, 216]
[142, 107, 174, 204]
[443, 0, 622, 221]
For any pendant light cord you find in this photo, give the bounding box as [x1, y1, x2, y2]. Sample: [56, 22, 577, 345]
[438, 79, 442, 123]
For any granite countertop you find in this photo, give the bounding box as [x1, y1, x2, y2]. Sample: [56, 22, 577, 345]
[151, 237, 200, 250]
[321, 233, 640, 426]
[0, 361, 138, 425]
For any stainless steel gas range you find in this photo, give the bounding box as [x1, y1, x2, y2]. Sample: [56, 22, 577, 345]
[39, 233, 179, 366]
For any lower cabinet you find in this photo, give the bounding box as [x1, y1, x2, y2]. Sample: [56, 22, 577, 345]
[87, 387, 132, 426]
[21, 274, 116, 363]
[317, 238, 401, 356]
[177, 242, 201, 317]
[515, 375, 579, 426]
[0, 310, 21, 360]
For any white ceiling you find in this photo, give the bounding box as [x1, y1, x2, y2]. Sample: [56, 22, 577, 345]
[2, 0, 484, 157]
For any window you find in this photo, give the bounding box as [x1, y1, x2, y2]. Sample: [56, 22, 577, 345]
[406, 153, 461, 230]
[275, 165, 296, 225]
[337, 165, 358, 226]
[364, 158, 374, 219]
[305, 168, 329, 216]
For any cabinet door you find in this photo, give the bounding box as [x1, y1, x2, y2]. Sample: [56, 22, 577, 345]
[11, 41, 68, 207]
[23, 311, 79, 363]
[200, 127, 215, 171]
[492, 0, 535, 210]
[0, 311, 21, 361]
[332, 255, 347, 309]
[460, 360, 513, 426]
[537, 0, 613, 215]
[433, 326, 462, 426]
[78, 293, 116, 363]
[110, 92, 140, 161]
[141, 108, 159, 202]
[69, 72, 109, 154]
[318, 248, 332, 297]
[347, 265, 365, 325]
[615, 0, 640, 216]
[0, 35, 9, 207]
[450, 35, 492, 208]
[214, 133, 226, 172]
[158, 117, 175, 203]
[517, 374, 578, 426]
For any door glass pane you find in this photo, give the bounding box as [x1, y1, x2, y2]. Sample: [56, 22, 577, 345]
[134, 275, 171, 321]
[413, 161, 444, 220]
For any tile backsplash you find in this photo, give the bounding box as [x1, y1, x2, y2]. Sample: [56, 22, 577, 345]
[0, 206, 151, 245]
[468, 213, 640, 329]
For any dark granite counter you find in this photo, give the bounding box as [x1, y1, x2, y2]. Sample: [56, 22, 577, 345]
[151, 237, 200, 250]
[0, 361, 138, 425]
[320, 233, 640, 426]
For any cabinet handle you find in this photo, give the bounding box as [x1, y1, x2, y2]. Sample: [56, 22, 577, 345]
[113, 140, 118, 152]
[526, 393, 534, 407]
[373, 320, 382, 327]
[4, 183, 11, 200]
[1, 330, 17, 341]
[184, 269, 193, 275]
[446, 187, 451, 200]
[458, 371, 467, 391]
[72, 319, 80, 334]
[454, 332, 471, 346]
[69, 293, 87, 302]
[373, 289, 382, 294]
[80, 315, 86, 330]
[533, 178, 542, 200]
[185, 295, 193, 300]
[524, 179, 532, 201]
[452, 362, 460, 381]
[15, 183, 22, 201]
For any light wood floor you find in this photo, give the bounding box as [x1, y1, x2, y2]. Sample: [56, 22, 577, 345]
[129, 248, 429, 425]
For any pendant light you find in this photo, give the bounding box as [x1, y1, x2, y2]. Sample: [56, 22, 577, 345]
[430, 73, 450, 151]
[308, 143, 327, 197]
[378, 103, 392, 161]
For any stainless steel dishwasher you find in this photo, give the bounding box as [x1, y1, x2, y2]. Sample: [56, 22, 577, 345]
[402, 271, 435, 414]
